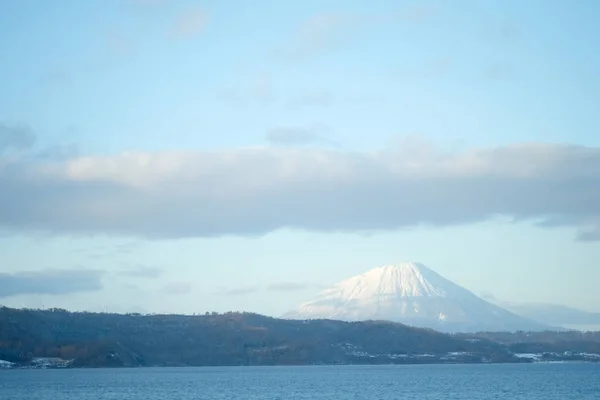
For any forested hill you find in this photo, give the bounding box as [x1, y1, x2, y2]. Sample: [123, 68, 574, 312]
[0, 306, 520, 367]
[458, 330, 600, 355]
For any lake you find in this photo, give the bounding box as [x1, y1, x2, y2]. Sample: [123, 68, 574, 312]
[1, 363, 598, 399]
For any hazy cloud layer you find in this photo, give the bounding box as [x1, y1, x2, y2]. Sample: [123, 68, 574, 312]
[0, 123, 36, 153]
[0, 142, 599, 240]
[578, 226, 600, 242]
[0, 269, 104, 297]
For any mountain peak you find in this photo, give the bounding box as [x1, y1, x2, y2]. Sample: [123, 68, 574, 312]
[353, 262, 463, 299]
[283, 262, 550, 333]
[372, 262, 427, 275]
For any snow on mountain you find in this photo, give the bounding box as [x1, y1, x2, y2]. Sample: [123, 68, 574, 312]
[282, 262, 552, 333]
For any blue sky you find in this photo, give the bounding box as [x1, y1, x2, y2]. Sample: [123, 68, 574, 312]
[1, 0, 599, 316]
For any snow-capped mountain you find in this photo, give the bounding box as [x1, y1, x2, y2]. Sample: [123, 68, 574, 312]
[282, 262, 552, 333]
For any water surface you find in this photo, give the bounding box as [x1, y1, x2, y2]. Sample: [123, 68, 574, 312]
[1, 363, 598, 399]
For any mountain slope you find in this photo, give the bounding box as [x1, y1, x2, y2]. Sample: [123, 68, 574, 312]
[282, 262, 552, 333]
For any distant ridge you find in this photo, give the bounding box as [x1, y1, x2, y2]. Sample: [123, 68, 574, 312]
[481, 297, 600, 331]
[0, 306, 538, 367]
[282, 262, 553, 333]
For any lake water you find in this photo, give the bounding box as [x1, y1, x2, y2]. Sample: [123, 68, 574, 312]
[1, 363, 599, 399]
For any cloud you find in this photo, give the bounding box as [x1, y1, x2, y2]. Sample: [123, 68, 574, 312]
[479, 291, 497, 301]
[577, 225, 600, 242]
[0, 142, 599, 241]
[0, 268, 104, 297]
[0, 123, 36, 153]
[172, 8, 207, 38]
[119, 265, 162, 278]
[36, 143, 80, 161]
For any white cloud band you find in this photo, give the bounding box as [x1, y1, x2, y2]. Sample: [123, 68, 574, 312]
[1, 142, 598, 240]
